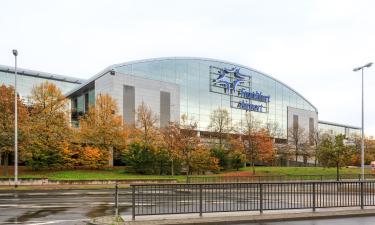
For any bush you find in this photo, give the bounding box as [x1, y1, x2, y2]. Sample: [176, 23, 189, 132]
[121, 142, 156, 174]
[211, 146, 230, 170]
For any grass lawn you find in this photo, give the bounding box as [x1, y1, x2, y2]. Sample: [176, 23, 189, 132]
[0, 167, 187, 182]
[239, 166, 370, 176]
[1, 166, 373, 182]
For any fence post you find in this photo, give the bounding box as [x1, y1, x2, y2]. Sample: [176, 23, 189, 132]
[259, 183, 263, 214]
[199, 184, 203, 217]
[360, 181, 364, 209]
[312, 183, 316, 212]
[115, 182, 119, 217]
[132, 185, 135, 220]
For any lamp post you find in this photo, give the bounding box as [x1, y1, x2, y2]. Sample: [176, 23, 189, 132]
[12, 49, 18, 188]
[353, 62, 373, 180]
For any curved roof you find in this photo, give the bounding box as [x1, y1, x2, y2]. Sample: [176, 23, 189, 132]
[0, 64, 84, 84]
[66, 57, 318, 112]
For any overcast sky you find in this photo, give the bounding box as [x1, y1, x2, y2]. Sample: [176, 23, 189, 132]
[1, 0, 375, 135]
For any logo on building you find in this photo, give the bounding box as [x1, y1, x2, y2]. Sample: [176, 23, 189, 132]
[209, 66, 270, 113]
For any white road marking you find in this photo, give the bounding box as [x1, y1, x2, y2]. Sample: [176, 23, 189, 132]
[6, 219, 89, 225]
[0, 193, 13, 197]
[0, 202, 132, 208]
[26, 193, 49, 196]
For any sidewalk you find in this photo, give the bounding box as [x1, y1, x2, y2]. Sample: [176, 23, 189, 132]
[121, 207, 375, 225]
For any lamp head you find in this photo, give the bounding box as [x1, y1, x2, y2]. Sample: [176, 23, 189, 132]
[365, 62, 373, 68]
[12, 49, 18, 56]
[353, 67, 360, 72]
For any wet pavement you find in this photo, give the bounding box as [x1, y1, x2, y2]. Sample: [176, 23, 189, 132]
[1, 188, 374, 225]
[239, 216, 375, 224]
[0, 189, 132, 225]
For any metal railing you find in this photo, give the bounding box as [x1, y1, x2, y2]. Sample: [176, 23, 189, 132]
[130, 181, 375, 220]
[186, 174, 375, 183]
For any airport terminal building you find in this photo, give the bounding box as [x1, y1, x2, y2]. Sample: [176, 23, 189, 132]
[65, 57, 360, 140]
[0, 57, 360, 141]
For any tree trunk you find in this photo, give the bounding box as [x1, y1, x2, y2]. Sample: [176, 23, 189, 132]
[108, 146, 114, 167]
[295, 146, 298, 165]
[186, 164, 190, 181]
[171, 159, 174, 176]
[2, 153, 9, 177]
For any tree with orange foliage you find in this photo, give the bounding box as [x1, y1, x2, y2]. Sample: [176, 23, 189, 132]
[241, 112, 275, 174]
[190, 145, 219, 174]
[178, 114, 201, 176]
[79, 94, 126, 166]
[253, 129, 276, 165]
[0, 85, 29, 176]
[136, 101, 159, 146]
[160, 122, 181, 176]
[24, 81, 71, 170]
[228, 136, 246, 171]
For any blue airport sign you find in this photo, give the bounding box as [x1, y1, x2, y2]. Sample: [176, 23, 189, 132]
[209, 66, 270, 113]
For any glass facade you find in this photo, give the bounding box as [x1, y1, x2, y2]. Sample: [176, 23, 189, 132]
[114, 58, 317, 138]
[0, 69, 82, 103]
[318, 121, 360, 138]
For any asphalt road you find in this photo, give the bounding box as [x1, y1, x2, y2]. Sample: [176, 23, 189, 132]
[0, 189, 132, 225]
[0, 187, 371, 225]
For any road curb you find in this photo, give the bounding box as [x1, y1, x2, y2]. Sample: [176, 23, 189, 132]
[123, 209, 375, 225]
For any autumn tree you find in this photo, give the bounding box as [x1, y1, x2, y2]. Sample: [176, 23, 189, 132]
[241, 112, 261, 174]
[228, 136, 246, 171]
[178, 114, 201, 177]
[190, 145, 219, 174]
[317, 134, 354, 180]
[79, 94, 126, 167]
[266, 121, 283, 139]
[160, 122, 181, 175]
[0, 85, 28, 176]
[288, 126, 307, 165]
[136, 101, 158, 146]
[24, 81, 71, 170]
[208, 108, 232, 148]
[253, 129, 276, 165]
[311, 128, 323, 166]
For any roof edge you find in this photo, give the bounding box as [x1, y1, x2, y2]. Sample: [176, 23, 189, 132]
[318, 120, 361, 130]
[0, 64, 85, 84]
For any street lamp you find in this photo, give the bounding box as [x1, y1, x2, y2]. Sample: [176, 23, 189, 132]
[12, 49, 18, 188]
[353, 62, 373, 180]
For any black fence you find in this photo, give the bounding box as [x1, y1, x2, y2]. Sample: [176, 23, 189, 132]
[130, 181, 375, 220]
[186, 174, 375, 183]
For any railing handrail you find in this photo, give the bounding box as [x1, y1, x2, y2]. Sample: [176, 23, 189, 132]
[129, 179, 374, 187]
[129, 180, 375, 220]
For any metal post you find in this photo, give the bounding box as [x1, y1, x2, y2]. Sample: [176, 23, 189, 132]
[132, 186, 135, 220]
[199, 184, 203, 217]
[353, 63, 372, 181]
[115, 182, 119, 217]
[312, 183, 316, 212]
[13, 49, 18, 188]
[361, 68, 365, 181]
[360, 181, 364, 209]
[259, 183, 263, 214]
